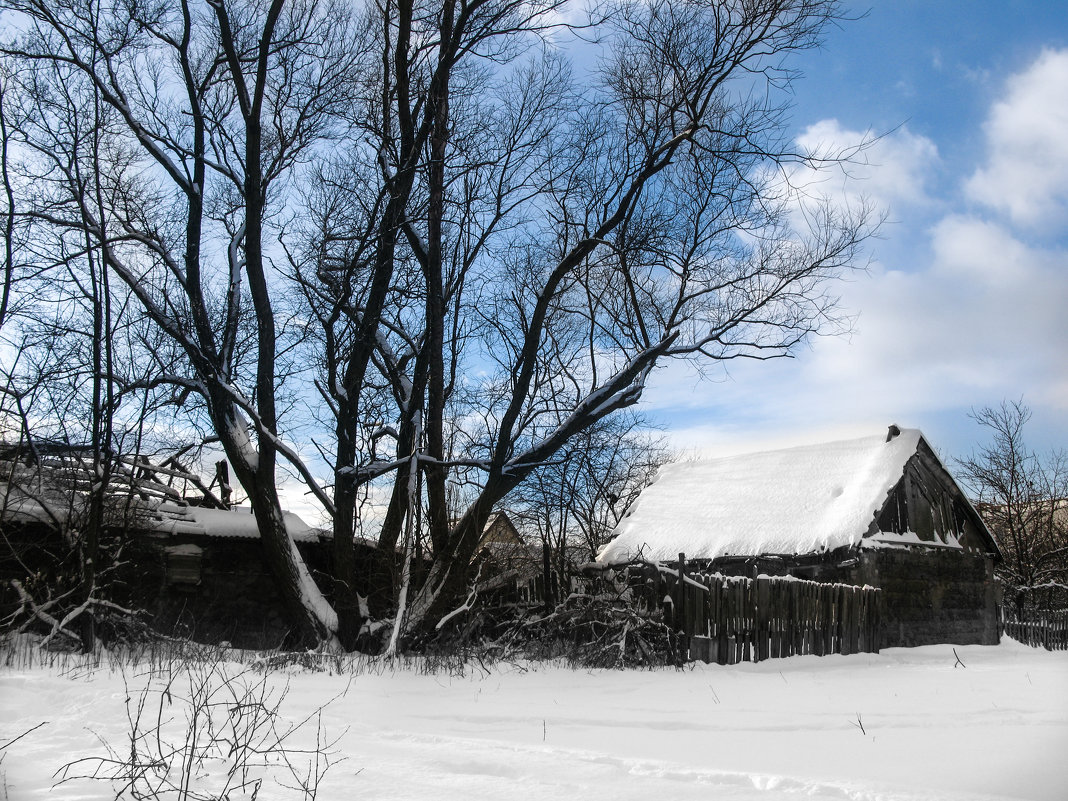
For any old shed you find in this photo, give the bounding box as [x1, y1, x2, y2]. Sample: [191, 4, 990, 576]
[132, 502, 332, 646]
[597, 427, 1001, 648]
[0, 450, 331, 647]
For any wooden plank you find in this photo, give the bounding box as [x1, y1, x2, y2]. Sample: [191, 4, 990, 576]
[858, 588, 868, 653]
[624, 567, 886, 664]
[771, 582, 782, 659]
[755, 577, 768, 662]
[830, 584, 838, 654]
[873, 587, 882, 653]
[854, 587, 864, 654]
[677, 553, 687, 636]
[822, 585, 833, 656]
[743, 577, 754, 663]
[723, 578, 733, 664]
[838, 585, 850, 656]
[774, 581, 785, 658]
[745, 578, 752, 662]
[842, 586, 852, 656]
[788, 582, 798, 657]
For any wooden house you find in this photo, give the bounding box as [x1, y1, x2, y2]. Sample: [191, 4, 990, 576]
[597, 427, 1002, 648]
[0, 450, 330, 647]
[470, 512, 542, 597]
[130, 502, 332, 647]
[478, 511, 525, 548]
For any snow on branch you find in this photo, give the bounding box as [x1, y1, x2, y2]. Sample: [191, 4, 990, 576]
[504, 335, 678, 476]
[211, 385, 336, 517]
[434, 564, 484, 632]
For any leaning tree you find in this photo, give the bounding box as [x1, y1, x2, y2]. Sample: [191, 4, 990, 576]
[2, 0, 873, 650]
[2, 0, 364, 645]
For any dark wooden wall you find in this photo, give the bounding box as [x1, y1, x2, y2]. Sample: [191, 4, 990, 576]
[126, 535, 333, 649]
[696, 544, 998, 649]
[857, 548, 998, 648]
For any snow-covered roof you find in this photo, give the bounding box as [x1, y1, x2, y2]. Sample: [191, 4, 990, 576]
[0, 488, 324, 543]
[0, 484, 60, 527]
[0, 454, 326, 543]
[598, 428, 924, 564]
[150, 502, 324, 543]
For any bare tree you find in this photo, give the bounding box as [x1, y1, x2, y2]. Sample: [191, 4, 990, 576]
[0, 64, 189, 646]
[4, 0, 873, 650]
[1, 0, 365, 646]
[957, 401, 1068, 617]
[0, 60, 123, 648]
[364, 0, 872, 637]
[511, 413, 669, 576]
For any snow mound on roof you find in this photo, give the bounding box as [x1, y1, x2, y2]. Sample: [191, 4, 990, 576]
[188, 506, 322, 542]
[598, 429, 922, 563]
[154, 503, 323, 542]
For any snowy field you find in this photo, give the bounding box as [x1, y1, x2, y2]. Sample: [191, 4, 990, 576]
[1, 639, 1065, 801]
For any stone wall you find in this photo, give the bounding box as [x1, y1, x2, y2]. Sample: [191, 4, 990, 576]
[858, 547, 998, 648]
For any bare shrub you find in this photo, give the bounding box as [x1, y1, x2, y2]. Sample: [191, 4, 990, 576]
[416, 581, 685, 670]
[55, 660, 345, 800]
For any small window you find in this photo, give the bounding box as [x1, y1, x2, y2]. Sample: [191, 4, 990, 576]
[165, 543, 203, 585]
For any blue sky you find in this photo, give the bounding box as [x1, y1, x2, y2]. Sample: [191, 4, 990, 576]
[644, 1, 1068, 465]
[283, 2, 1067, 521]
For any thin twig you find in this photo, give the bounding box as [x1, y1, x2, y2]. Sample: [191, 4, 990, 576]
[0, 721, 48, 751]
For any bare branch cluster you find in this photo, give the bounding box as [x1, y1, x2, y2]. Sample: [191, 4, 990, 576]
[956, 400, 1068, 616]
[1, 0, 872, 650]
[56, 659, 344, 799]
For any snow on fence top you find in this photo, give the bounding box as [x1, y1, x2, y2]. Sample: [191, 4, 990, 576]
[598, 428, 923, 564]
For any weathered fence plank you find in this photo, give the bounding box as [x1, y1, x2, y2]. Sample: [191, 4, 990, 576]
[546, 560, 881, 665]
[1004, 611, 1068, 651]
[680, 573, 881, 665]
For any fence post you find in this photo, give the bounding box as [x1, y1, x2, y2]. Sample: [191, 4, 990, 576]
[755, 576, 768, 662]
[542, 543, 554, 611]
[677, 553, 689, 659]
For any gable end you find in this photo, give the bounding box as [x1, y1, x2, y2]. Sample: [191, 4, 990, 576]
[868, 438, 1000, 557]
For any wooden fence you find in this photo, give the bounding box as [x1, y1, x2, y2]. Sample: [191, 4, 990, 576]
[501, 551, 881, 664]
[638, 561, 881, 664]
[1003, 611, 1068, 651]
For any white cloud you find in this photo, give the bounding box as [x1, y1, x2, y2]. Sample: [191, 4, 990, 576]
[643, 110, 1068, 460]
[841, 217, 1067, 401]
[641, 51, 1068, 462]
[790, 120, 940, 217]
[648, 216, 1068, 456]
[965, 48, 1068, 231]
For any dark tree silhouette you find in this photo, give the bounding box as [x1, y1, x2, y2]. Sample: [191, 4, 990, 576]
[3, 0, 873, 649]
[957, 401, 1068, 617]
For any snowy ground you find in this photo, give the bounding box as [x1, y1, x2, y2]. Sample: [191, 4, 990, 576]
[1, 639, 1065, 801]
